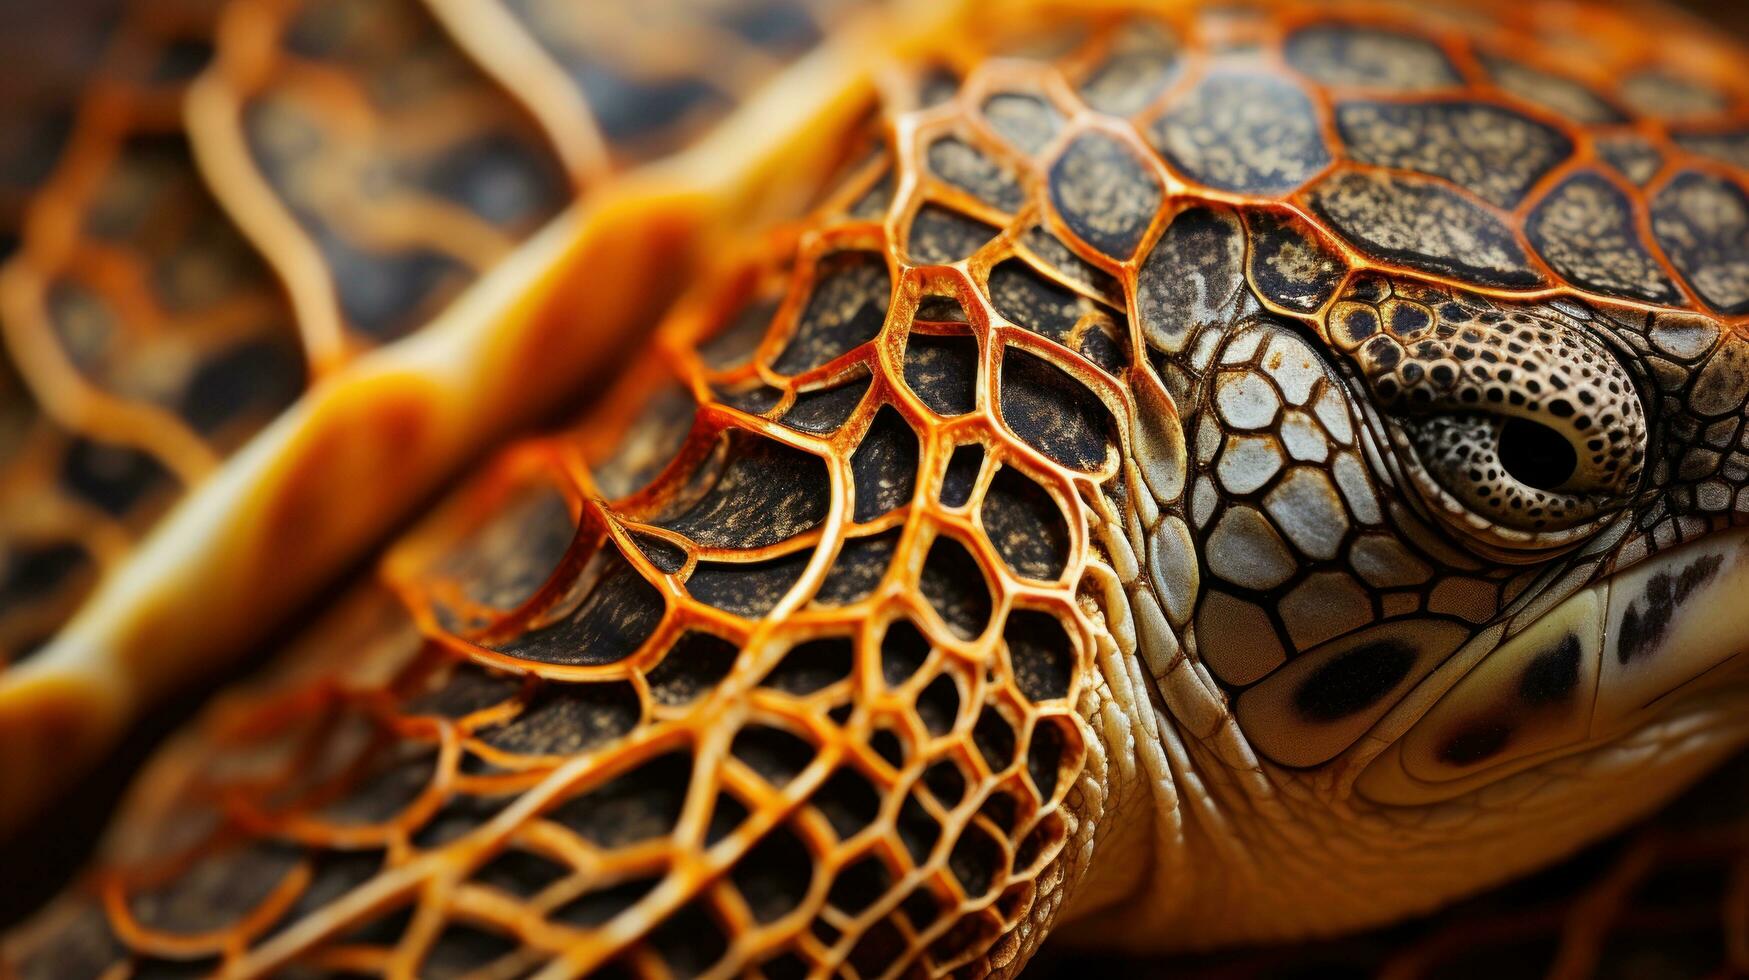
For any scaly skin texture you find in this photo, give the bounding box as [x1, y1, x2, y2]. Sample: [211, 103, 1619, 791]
[0, 0, 898, 833]
[1070, 749, 1749, 977]
[11, 0, 1749, 976]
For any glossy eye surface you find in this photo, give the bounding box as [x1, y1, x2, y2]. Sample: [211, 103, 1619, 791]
[1330, 283, 1647, 546]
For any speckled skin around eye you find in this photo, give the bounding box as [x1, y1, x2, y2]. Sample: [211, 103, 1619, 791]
[1327, 278, 1648, 540]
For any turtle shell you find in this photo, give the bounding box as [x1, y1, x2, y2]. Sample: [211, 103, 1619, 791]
[6, 0, 1749, 977]
[0, 0, 890, 832]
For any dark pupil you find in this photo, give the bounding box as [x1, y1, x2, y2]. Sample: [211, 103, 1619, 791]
[1497, 417, 1577, 491]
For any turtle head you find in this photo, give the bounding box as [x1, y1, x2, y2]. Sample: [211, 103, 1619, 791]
[1121, 249, 1749, 944]
[1230, 278, 1749, 790]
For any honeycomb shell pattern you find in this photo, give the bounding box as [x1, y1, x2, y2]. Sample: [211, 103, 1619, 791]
[9, 0, 1749, 977]
[0, 0, 915, 832]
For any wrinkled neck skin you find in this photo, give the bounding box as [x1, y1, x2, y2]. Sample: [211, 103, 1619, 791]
[1049, 305, 1749, 954]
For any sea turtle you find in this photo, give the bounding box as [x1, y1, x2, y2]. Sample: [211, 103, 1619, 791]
[7, 0, 1749, 977]
[0, 0, 904, 831]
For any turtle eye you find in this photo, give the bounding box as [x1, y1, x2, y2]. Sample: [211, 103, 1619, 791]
[1397, 410, 1630, 535]
[1496, 417, 1577, 491]
[1333, 290, 1648, 545]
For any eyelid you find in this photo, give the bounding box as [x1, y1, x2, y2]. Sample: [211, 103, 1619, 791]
[1326, 281, 1647, 549]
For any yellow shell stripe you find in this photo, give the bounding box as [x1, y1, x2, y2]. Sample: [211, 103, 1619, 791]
[0, 0, 958, 835]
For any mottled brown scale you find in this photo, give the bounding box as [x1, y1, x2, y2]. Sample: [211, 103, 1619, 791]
[10, 1, 1749, 978]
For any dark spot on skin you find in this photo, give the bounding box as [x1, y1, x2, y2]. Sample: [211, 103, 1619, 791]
[1308, 171, 1541, 288]
[1438, 719, 1516, 766]
[947, 821, 1003, 899]
[180, 339, 306, 436]
[880, 617, 930, 686]
[1345, 309, 1378, 338]
[1151, 72, 1329, 193]
[869, 729, 905, 769]
[926, 136, 1025, 212]
[1028, 720, 1066, 800]
[1243, 210, 1346, 314]
[1390, 304, 1429, 335]
[1022, 226, 1123, 302]
[1005, 610, 1072, 702]
[916, 674, 961, 736]
[980, 467, 1069, 581]
[972, 705, 1016, 771]
[324, 240, 468, 342]
[813, 767, 882, 840]
[924, 760, 967, 807]
[1135, 206, 1244, 353]
[705, 793, 750, 847]
[900, 887, 940, 933]
[1653, 172, 1749, 315]
[848, 926, 914, 979]
[0, 541, 89, 616]
[1293, 640, 1418, 722]
[1519, 632, 1583, 706]
[572, 66, 724, 151]
[649, 900, 730, 978]
[59, 438, 174, 518]
[987, 259, 1090, 344]
[1617, 554, 1725, 664]
[472, 847, 568, 900]
[896, 792, 940, 864]
[631, 532, 686, 575]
